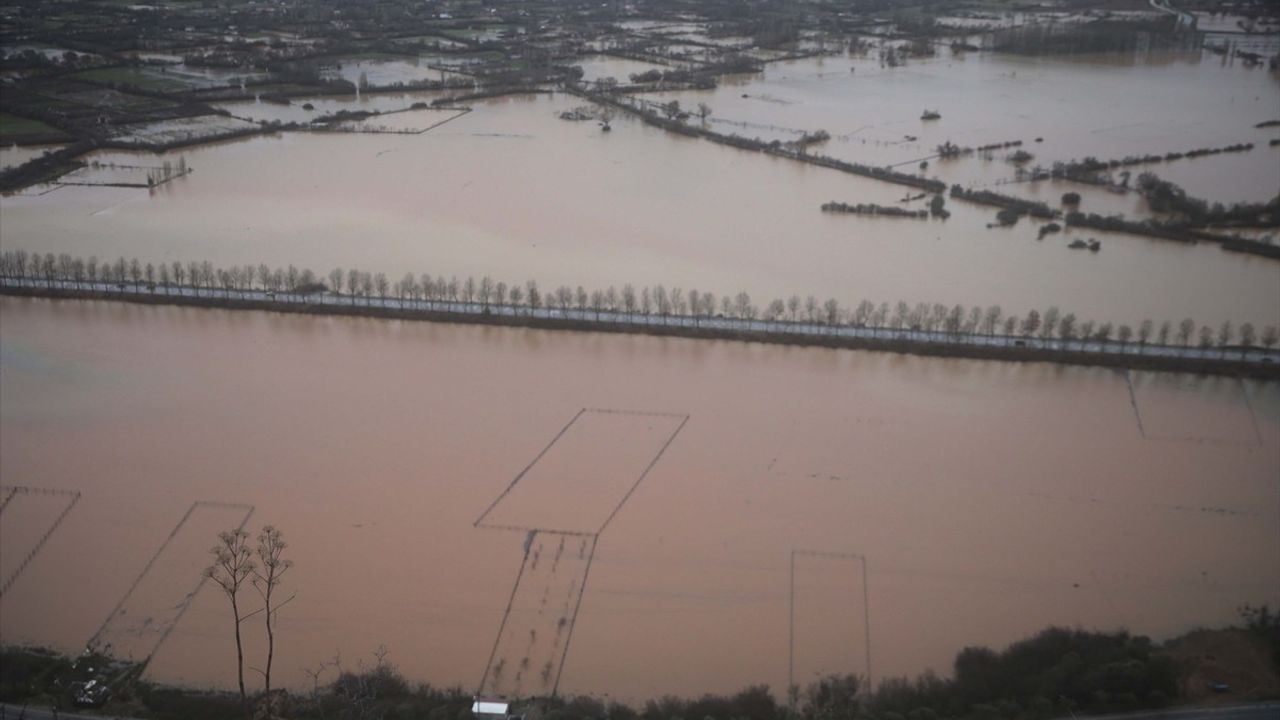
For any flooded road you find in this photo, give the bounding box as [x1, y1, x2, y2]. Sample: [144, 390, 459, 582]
[2, 296, 1276, 699]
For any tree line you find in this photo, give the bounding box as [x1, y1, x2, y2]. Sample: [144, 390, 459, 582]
[2, 249, 1277, 358]
[1048, 142, 1255, 183]
[1, 622, 1212, 720]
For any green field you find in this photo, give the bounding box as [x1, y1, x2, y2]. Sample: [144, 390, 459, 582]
[74, 67, 196, 93]
[0, 113, 66, 138]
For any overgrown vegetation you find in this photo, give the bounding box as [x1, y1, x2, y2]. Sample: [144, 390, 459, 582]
[6, 621, 1271, 720]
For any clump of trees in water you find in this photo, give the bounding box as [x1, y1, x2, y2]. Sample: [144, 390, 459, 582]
[1048, 142, 1256, 184]
[976, 140, 1022, 153]
[1053, 173, 1280, 258]
[821, 201, 928, 219]
[1134, 172, 1277, 226]
[1063, 211, 1280, 258]
[3, 249, 1277, 363]
[949, 185, 1057, 220]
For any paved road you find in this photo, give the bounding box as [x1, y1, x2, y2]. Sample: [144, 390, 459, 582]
[3, 278, 1278, 366]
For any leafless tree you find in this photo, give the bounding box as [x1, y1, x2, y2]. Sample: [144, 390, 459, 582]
[252, 526, 294, 700]
[1022, 309, 1040, 338]
[1058, 313, 1076, 349]
[1239, 323, 1255, 358]
[1117, 324, 1133, 352]
[1178, 318, 1195, 346]
[823, 298, 840, 329]
[206, 529, 257, 714]
[1197, 325, 1213, 349]
[983, 305, 1002, 335]
[1040, 306, 1060, 341]
[1261, 326, 1278, 351]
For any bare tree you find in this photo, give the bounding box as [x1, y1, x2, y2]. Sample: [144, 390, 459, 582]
[622, 284, 636, 319]
[1022, 309, 1041, 338]
[1058, 313, 1076, 350]
[983, 305, 1002, 336]
[823, 298, 840, 329]
[253, 526, 293, 700]
[1178, 318, 1195, 346]
[206, 530, 257, 715]
[1261, 326, 1278, 351]
[1040, 306, 1060, 341]
[1117, 324, 1133, 352]
[347, 269, 361, 305]
[1239, 323, 1256, 358]
[1096, 322, 1113, 345]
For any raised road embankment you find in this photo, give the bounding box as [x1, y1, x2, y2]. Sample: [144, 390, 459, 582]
[3, 279, 1277, 378]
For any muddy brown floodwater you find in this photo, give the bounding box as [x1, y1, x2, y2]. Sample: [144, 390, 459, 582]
[1, 296, 1277, 700]
[2, 52, 1278, 332]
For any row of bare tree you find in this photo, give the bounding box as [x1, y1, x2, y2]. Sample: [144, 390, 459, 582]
[2, 249, 1277, 355]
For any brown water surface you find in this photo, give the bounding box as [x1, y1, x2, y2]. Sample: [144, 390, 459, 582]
[1, 297, 1276, 700]
[2, 53, 1278, 331]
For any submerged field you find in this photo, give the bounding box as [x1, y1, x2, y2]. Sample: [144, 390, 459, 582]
[0, 296, 1276, 699]
[2, 50, 1277, 333]
[2, 34, 1279, 702]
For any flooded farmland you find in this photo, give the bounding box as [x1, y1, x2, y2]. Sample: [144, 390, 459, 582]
[2, 51, 1278, 332]
[1, 297, 1277, 699]
[3, 0, 1280, 708]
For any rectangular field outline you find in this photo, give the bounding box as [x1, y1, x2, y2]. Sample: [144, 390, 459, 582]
[0, 485, 82, 597]
[789, 549, 872, 701]
[473, 407, 690, 537]
[478, 529, 599, 697]
[87, 499, 254, 665]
